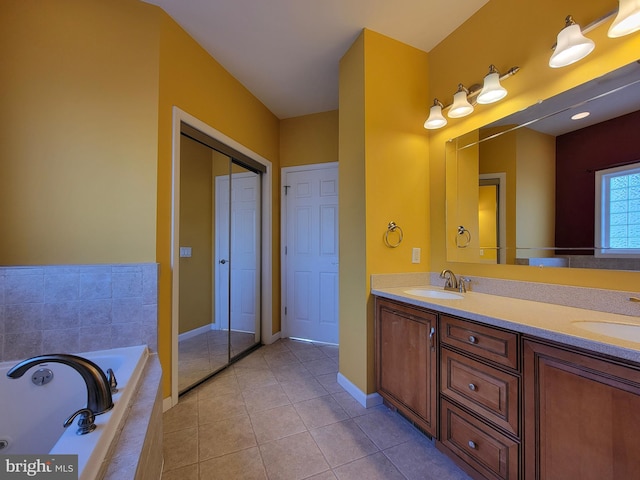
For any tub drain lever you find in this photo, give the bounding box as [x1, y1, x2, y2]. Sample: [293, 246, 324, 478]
[64, 408, 97, 435]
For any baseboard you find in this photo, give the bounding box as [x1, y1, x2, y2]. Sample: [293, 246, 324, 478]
[337, 372, 382, 409]
[178, 324, 214, 341]
[162, 395, 176, 412]
[265, 331, 281, 345]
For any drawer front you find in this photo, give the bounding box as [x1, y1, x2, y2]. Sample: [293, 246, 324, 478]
[441, 348, 520, 436]
[440, 315, 519, 369]
[441, 399, 519, 480]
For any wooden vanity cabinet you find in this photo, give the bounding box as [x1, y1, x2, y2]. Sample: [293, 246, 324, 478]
[375, 297, 438, 437]
[523, 339, 640, 480]
[438, 315, 521, 480]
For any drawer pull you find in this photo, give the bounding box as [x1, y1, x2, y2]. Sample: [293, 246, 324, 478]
[468, 335, 477, 344]
[468, 440, 477, 449]
[468, 383, 477, 391]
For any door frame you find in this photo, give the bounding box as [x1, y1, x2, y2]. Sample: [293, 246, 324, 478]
[280, 162, 339, 341]
[479, 173, 507, 265]
[170, 107, 273, 407]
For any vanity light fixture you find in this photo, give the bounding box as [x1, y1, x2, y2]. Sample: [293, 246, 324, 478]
[477, 65, 508, 104]
[608, 0, 640, 37]
[423, 66, 520, 130]
[424, 99, 447, 129]
[549, 15, 595, 68]
[448, 84, 474, 118]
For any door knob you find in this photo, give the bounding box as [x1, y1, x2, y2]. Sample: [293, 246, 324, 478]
[219, 259, 228, 264]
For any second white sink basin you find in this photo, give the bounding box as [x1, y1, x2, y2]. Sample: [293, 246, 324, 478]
[404, 288, 464, 300]
[572, 320, 640, 343]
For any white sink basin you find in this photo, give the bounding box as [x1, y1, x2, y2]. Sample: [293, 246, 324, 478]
[404, 288, 464, 300]
[572, 321, 640, 343]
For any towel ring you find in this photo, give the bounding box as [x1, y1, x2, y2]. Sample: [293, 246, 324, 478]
[455, 225, 471, 248]
[384, 221, 403, 248]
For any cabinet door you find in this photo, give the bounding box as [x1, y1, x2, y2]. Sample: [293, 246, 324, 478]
[524, 339, 640, 480]
[375, 298, 437, 436]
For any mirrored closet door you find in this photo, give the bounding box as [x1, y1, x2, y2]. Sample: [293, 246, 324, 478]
[178, 126, 262, 393]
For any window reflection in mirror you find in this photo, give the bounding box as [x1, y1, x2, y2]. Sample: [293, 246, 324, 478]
[446, 60, 640, 270]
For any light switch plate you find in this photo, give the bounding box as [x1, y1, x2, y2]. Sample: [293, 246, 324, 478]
[180, 247, 192, 258]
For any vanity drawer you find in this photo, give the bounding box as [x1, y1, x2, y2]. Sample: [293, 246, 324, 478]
[440, 398, 519, 480]
[440, 315, 519, 370]
[441, 348, 519, 436]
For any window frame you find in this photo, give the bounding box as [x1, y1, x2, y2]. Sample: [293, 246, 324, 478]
[594, 161, 640, 258]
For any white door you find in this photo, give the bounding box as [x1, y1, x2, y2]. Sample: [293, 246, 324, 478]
[215, 172, 260, 334]
[283, 163, 339, 344]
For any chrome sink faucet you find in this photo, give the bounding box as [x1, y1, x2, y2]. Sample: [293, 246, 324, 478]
[7, 353, 114, 434]
[440, 269, 458, 291]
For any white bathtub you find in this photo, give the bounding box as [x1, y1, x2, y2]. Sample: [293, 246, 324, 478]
[0, 345, 148, 480]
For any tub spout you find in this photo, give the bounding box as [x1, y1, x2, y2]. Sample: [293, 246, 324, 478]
[6, 354, 114, 416]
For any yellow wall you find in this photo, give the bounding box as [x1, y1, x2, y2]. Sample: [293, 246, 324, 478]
[179, 136, 213, 334]
[428, 0, 640, 289]
[280, 111, 339, 167]
[0, 0, 160, 264]
[339, 30, 430, 394]
[1, 0, 281, 398]
[157, 11, 280, 396]
[516, 128, 556, 258]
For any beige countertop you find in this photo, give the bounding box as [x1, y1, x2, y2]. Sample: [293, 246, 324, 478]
[372, 285, 640, 364]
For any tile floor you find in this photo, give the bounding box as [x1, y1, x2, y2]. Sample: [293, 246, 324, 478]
[163, 338, 471, 480]
[178, 330, 258, 392]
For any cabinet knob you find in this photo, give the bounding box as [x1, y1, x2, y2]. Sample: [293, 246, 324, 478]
[468, 440, 477, 449]
[468, 335, 477, 344]
[468, 383, 477, 391]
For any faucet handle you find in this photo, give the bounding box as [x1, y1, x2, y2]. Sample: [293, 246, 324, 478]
[64, 408, 96, 435]
[106, 368, 118, 394]
[458, 277, 471, 293]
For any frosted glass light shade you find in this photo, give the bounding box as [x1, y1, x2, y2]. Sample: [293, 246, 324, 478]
[608, 0, 640, 37]
[477, 71, 507, 104]
[448, 89, 474, 118]
[549, 23, 595, 68]
[424, 103, 447, 129]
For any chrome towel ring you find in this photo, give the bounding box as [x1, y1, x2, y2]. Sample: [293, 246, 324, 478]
[384, 221, 403, 248]
[455, 225, 471, 248]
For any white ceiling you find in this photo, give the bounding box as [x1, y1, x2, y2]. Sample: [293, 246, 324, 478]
[143, 0, 489, 119]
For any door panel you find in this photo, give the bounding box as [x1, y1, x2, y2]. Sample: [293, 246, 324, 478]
[284, 165, 338, 344]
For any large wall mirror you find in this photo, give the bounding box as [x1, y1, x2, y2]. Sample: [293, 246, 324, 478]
[446, 59, 640, 270]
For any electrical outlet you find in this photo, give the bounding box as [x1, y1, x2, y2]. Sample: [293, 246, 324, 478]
[412, 247, 421, 264]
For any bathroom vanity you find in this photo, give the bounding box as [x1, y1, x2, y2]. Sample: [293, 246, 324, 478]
[373, 285, 640, 480]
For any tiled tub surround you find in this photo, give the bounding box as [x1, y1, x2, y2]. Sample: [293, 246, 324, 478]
[0, 263, 162, 480]
[103, 353, 163, 480]
[0, 263, 158, 362]
[371, 273, 640, 362]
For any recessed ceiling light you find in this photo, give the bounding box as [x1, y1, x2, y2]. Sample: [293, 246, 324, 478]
[571, 111, 590, 120]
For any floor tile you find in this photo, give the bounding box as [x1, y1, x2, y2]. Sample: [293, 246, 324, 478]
[332, 452, 406, 480]
[162, 339, 471, 480]
[163, 426, 198, 472]
[198, 447, 267, 480]
[294, 395, 349, 429]
[160, 463, 198, 480]
[310, 419, 378, 467]
[259, 431, 330, 480]
[249, 404, 307, 444]
[241, 383, 291, 413]
[198, 415, 257, 461]
[280, 377, 329, 403]
[384, 435, 470, 480]
[353, 407, 422, 450]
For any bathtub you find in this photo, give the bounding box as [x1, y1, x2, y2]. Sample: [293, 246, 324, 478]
[0, 345, 148, 480]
